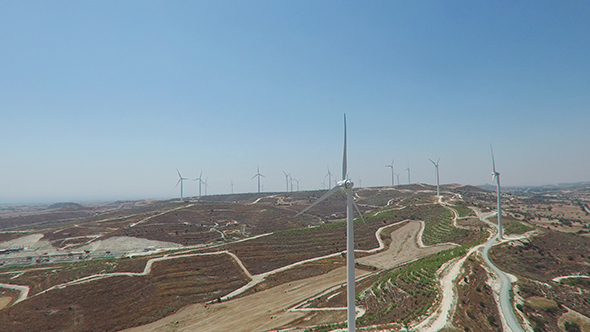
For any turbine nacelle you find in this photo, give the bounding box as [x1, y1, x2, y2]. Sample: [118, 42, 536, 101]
[338, 179, 354, 189]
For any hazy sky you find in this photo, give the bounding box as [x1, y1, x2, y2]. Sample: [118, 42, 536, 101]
[2, 1, 589, 203]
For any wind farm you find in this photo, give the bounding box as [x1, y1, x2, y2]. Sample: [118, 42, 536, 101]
[3, 2, 590, 332]
[2, 114, 590, 332]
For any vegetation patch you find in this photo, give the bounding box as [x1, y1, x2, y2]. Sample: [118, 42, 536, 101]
[503, 219, 534, 235]
[452, 205, 474, 218]
[359, 239, 482, 326]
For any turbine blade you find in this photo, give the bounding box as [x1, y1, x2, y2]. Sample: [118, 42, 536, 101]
[260, 174, 266, 178]
[251, 174, 257, 179]
[429, 158, 435, 165]
[296, 185, 342, 216]
[342, 114, 347, 181]
[176, 169, 182, 178]
[437, 157, 440, 164]
[490, 144, 496, 173]
[176, 179, 181, 187]
[352, 201, 366, 224]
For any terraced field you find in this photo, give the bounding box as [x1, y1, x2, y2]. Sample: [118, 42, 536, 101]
[219, 215, 400, 275]
[0, 254, 249, 332]
[360, 245, 471, 326]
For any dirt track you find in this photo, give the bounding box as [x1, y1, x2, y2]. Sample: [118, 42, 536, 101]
[357, 220, 455, 270]
[124, 219, 455, 332]
[123, 267, 368, 332]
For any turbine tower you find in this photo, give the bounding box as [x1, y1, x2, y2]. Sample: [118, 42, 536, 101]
[176, 169, 189, 202]
[193, 171, 204, 197]
[325, 167, 333, 189]
[283, 171, 290, 192]
[429, 158, 440, 196]
[297, 114, 363, 332]
[385, 159, 394, 186]
[252, 166, 265, 193]
[230, 181, 235, 194]
[406, 163, 411, 184]
[203, 177, 209, 196]
[491, 145, 503, 239]
[295, 179, 300, 191]
[395, 173, 400, 186]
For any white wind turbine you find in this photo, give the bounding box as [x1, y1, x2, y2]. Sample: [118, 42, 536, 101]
[283, 171, 290, 192]
[406, 163, 411, 184]
[429, 158, 441, 196]
[325, 166, 333, 189]
[294, 178, 301, 191]
[193, 171, 204, 197]
[230, 181, 235, 194]
[491, 145, 503, 239]
[395, 173, 400, 186]
[252, 166, 265, 193]
[203, 177, 209, 196]
[385, 159, 394, 186]
[176, 169, 189, 202]
[297, 114, 363, 332]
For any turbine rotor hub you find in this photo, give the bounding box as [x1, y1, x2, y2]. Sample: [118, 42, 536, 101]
[343, 179, 354, 189]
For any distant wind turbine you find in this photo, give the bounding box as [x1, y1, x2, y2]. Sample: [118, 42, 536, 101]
[325, 167, 333, 189]
[203, 177, 209, 196]
[230, 181, 235, 194]
[491, 145, 503, 239]
[193, 171, 204, 197]
[406, 163, 411, 184]
[395, 173, 400, 186]
[297, 114, 363, 332]
[294, 179, 300, 191]
[385, 159, 394, 186]
[283, 171, 290, 192]
[429, 158, 440, 196]
[176, 169, 189, 202]
[252, 166, 265, 193]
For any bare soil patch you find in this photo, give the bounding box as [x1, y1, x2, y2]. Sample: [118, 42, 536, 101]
[357, 221, 455, 270]
[123, 267, 369, 332]
[0, 296, 11, 310]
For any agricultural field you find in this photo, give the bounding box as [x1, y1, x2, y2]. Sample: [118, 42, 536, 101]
[1, 183, 589, 331]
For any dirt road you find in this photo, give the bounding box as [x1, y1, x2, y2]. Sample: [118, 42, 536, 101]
[357, 220, 455, 270]
[123, 267, 369, 332]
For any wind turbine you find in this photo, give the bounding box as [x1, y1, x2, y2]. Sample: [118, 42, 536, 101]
[203, 177, 209, 196]
[252, 166, 265, 193]
[325, 166, 333, 189]
[297, 114, 363, 332]
[230, 181, 235, 194]
[406, 163, 411, 184]
[491, 145, 503, 239]
[385, 159, 394, 186]
[294, 179, 301, 191]
[283, 171, 290, 192]
[429, 158, 440, 196]
[395, 173, 400, 186]
[193, 171, 203, 197]
[176, 169, 189, 202]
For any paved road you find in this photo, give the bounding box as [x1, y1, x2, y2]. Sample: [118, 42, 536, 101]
[481, 215, 525, 332]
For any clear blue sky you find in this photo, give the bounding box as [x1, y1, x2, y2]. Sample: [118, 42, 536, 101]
[2, 1, 589, 203]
